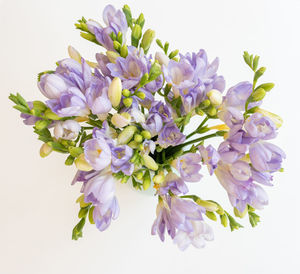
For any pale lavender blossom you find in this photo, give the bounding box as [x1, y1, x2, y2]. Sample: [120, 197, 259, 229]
[173, 221, 214, 251]
[38, 74, 68, 99]
[244, 113, 277, 140]
[149, 101, 172, 122]
[249, 142, 286, 172]
[176, 153, 203, 182]
[96, 53, 111, 77]
[144, 113, 163, 136]
[88, 4, 128, 51]
[199, 145, 220, 175]
[53, 120, 81, 140]
[215, 161, 268, 212]
[84, 137, 111, 170]
[111, 145, 134, 175]
[159, 172, 188, 195]
[157, 122, 186, 148]
[107, 47, 148, 89]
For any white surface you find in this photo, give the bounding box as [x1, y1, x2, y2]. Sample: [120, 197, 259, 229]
[0, 0, 299, 273]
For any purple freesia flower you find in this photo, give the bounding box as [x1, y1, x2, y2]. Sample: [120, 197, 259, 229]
[107, 47, 148, 89]
[215, 161, 268, 211]
[244, 113, 277, 140]
[149, 101, 172, 122]
[84, 136, 112, 171]
[176, 153, 203, 182]
[151, 195, 205, 242]
[157, 122, 186, 148]
[83, 171, 120, 231]
[159, 172, 189, 195]
[144, 113, 163, 136]
[199, 145, 220, 175]
[38, 74, 68, 99]
[249, 142, 286, 172]
[173, 221, 214, 251]
[85, 77, 112, 115]
[111, 145, 134, 175]
[88, 4, 127, 51]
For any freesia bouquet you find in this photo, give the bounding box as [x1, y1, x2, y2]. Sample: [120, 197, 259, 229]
[9, 4, 286, 250]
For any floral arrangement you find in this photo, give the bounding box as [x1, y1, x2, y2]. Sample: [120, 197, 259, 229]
[9, 4, 285, 250]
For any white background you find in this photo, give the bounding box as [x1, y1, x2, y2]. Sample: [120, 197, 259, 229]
[1, 0, 299, 273]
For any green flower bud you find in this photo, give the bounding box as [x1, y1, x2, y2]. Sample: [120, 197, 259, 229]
[110, 31, 117, 41]
[254, 67, 266, 83]
[141, 29, 155, 54]
[44, 109, 61, 120]
[78, 206, 89, 218]
[135, 170, 144, 180]
[221, 214, 228, 227]
[118, 126, 137, 144]
[75, 153, 93, 171]
[113, 41, 121, 52]
[207, 89, 223, 106]
[195, 108, 205, 116]
[121, 175, 130, 184]
[136, 91, 145, 100]
[131, 24, 142, 47]
[122, 5, 133, 28]
[143, 170, 151, 190]
[117, 31, 123, 44]
[205, 211, 217, 221]
[120, 44, 128, 58]
[128, 141, 139, 149]
[234, 207, 248, 218]
[168, 49, 179, 59]
[153, 172, 165, 184]
[88, 206, 95, 224]
[123, 97, 133, 108]
[148, 62, 161, 81]
[106, 51, 120, 63]
[136, 13, 145, 28]
[65, 155, 75, 166]
[255, 82, 275, 92]
[196, 199, 219, 212]
[40, 143, 52, 158]
[142, 154, 158, 171]
[199, 99, 211, 109]
[141, 130, 151, 139]
[69, 146, 84, 157]
[33, 100, 47, 112]
[76, 194, 90, 208]
[80, 32, 97, 43]
[205, 105, 217, 116]
[216, 205, 225, 215]
[140, 73, 149, 86]
[134, 134, 143, 143]
[122, 89, 131, 97]
[249, 88, 266, 102]
[35, 119, 50, 130]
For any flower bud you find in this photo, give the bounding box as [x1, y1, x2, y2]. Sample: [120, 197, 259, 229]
[141, 29, 155, 54]
[168, 49, 179, 59]
[207, 89, 223, 106]
[234, 207, 248, 218]
[111, 112, 131, 128]
[149, 62, 161, 82]
[255, 108, 283, 128]
[40, 143, 52, 158]
[75, 153, 93, 171]
[134, 134, 143, 143]
[249, 88, 266, 102]
[135, 170, 144, 180]
[113, 40, 121, 52]
[199, 99, 211, 109]
[131, 24, 142, 47]
[108, 77, 122, 107]
[68, 46, 81, 63]
[196, 199, 219, 212]
[153, 172, 165, 184]
[205, 105, 217, 116]
[106, 51, 120, 63]
[121, 175, 130, 184]
[122, 89, 131, 97]
[143, 170, 151, 190]
[118, 126, 137, 144]
[120, 44, 128, 58]
[142, 154, 158, 171]
[221, 214, 228, 227]
[54, 120, 81, 140]
[123, 97, 133, 108]
[128, 141, 139, 149]
[155, 52, 169, 66]
[44, 108, 61, 120]
[33, 100, 47, 112]
[136, 91, 145, 100]
[141, 130, 151, 139]
[76, 194, 90, 208]
[35, 119, 50, 130]
[205, 211, 217, 221]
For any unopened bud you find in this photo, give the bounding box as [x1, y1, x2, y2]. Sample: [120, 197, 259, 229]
[136, 91, 145, 100]
[148, 62, 161, 81]
[121, 175, 130, 184]
[205, 211, 217, 221]
[120, 44, 128, 58]
[113, 40, 121, 52]
[196, 199, 219, 212]
[68, 46, 81, 63]
[123, 97, 133, 108]
[128, 141, 139, 149]
[155, 52, 169, 66]
[142, 154, 158, 171]
[131, 24, 142, 47]
[153, 173, 165, 184]
[35, 119, 49, 130]
[221, 214, 228, 227]
[118, 126, 137, 144]
[122, 89, 131, 97]
[106, 51, 120, 63]
[143, 170, 151, 190]
[249, 88, 266, 102]
[205, 105, 217, 116]
[75, 153, 93, 171]
[40, 143, 52, 158]
[141, 130, 151, 139]
[135, 170, 144, 180]
[44, 109, 61, 120]
[168, 49, 179, 59]
[134, 134, 143, 143]
[108, 77, 122, 107]
[199, 99, 211, 109]
[76, 194, 90, 208]
[141, 29, 155, 54]
[111, 112, 131, 128]
[234, 207, 248, 218]
[33, 100, 47, 112]
[207, 89, 223, 106]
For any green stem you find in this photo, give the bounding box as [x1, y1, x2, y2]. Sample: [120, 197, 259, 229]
[179, 131, 224, 149]
[186, 116, 209, 139]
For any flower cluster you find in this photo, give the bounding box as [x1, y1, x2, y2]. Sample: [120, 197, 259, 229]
[10, 4, 285, 250]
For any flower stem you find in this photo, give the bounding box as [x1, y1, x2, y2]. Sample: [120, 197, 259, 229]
[186, 116, 209, 139]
